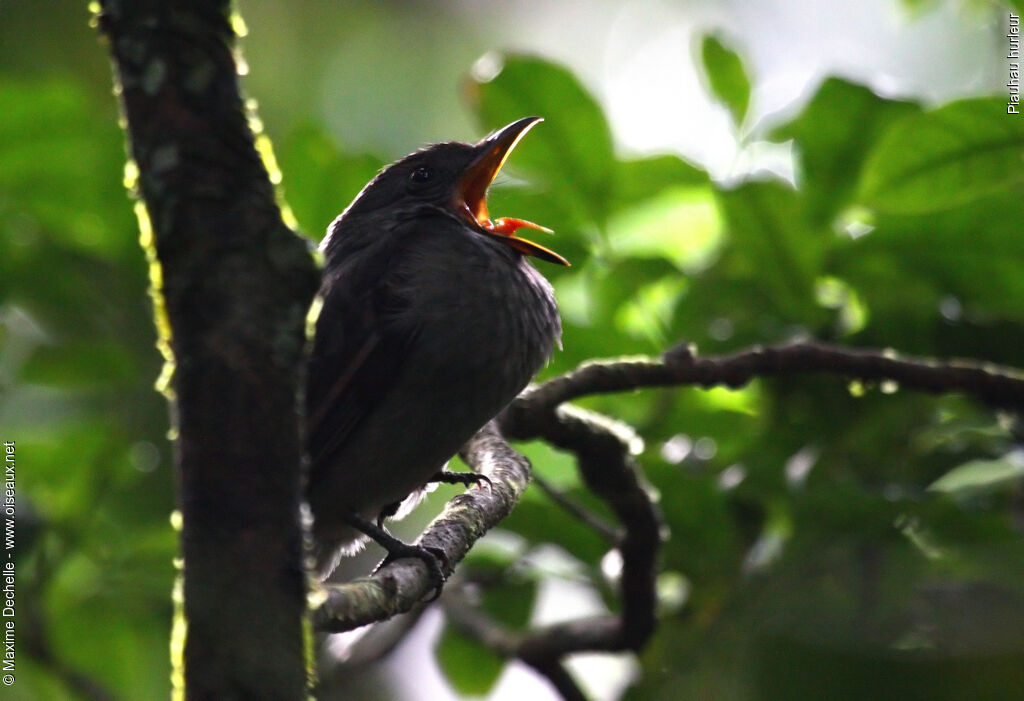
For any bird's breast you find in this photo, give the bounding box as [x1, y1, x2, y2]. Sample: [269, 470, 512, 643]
[393, 229, 560, 402]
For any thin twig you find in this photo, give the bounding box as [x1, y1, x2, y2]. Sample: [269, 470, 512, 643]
[441, 583, 589, 701]
[531, 472, 620, 543]
[527, 661, 588, 701]
[515, 341, 1024, 414]
[501, 405, 662, 651]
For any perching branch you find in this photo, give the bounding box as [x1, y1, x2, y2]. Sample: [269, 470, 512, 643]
[515, 341, 1024, 414]
[501, 404, 662, 653]
[315, 338, 1024, 691]
[435, 409, 664, 697]
[315, 408, 662, 701]
[313, 421, 532, 632]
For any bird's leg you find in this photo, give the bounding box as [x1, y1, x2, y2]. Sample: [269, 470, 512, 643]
[343, 511, 448, 597]
[428, 470, 493, 491]
[376, 501, 401, 529]
[376, 471, 491, 528]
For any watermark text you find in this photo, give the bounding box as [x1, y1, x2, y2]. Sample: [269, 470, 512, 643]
[1009, 13, 1020, 114]
[3, 440, 15, 687]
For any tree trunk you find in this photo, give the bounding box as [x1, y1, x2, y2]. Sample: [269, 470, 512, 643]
[98, 2, 319, 697]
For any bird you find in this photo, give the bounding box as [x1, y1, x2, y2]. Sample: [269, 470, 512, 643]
[305, 117, 568, 585]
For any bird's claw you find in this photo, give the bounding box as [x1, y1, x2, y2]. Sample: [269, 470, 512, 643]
[374, 544, 449, 601]
[343, 511, 448, 599]
[430, 470, 493, 492]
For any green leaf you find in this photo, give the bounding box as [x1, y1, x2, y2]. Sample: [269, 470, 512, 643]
[441, 551, 540, 694]
[899, 0, 941, 15]
[586, 256, 684, 330]
[499, 491, 614, 564]
[0, 234, 152, 349]
[21, 340, 141, 388]
[519, 441, 579, 488]
[832, 192, 1024, 331]
[612, 154, 709, 212]
[699, 35, 751, 127]
[929, 458, 1024, 498]
[770, 78, 920, 224]
[483, 577, 538, 629]
[277, 123, 382, 242]
[858, 97, 1024, 214]
[715, 180, 827, 323]
[654, 466, 743, 579]
[466, 53, 616, 229]
[607, 185, 722, 272]
[0, 77, 135, 262]
[436, 628, 505, 695]
[615, 275, 689, 345]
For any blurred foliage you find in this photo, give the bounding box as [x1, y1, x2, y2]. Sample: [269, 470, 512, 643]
[3, 2, 1024, 700]
[0, 74, 175, 701]
[698, 35, 751, 129]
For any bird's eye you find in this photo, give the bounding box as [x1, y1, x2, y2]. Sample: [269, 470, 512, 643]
[409, 166, 433, 184]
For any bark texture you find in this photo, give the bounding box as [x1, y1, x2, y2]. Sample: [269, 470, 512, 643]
[98, 2, 319, 698]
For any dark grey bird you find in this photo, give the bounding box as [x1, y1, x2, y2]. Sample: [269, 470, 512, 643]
[306, 117, 567, 582]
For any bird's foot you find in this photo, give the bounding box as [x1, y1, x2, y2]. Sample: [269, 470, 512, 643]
[343, 512, 448, 599]
[374, 544, 449, 601]
[429, 469, 493, 492]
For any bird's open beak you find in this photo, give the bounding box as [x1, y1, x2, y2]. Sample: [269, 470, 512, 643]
[455, 117, 570, 266]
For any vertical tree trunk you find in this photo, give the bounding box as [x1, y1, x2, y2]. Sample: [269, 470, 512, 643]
[98, 2, 319, 697]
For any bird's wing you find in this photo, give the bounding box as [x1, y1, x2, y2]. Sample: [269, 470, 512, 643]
[305, 238, 415, 478]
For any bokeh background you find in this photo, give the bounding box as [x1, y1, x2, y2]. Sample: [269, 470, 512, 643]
[2, 0, 1023, 698]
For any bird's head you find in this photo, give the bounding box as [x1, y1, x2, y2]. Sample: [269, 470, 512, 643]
[325, 117, 569, 266]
